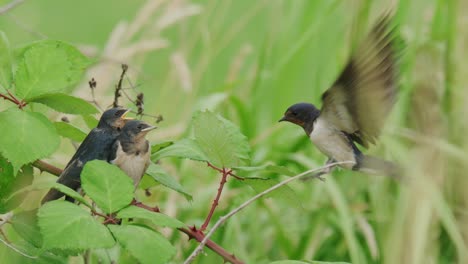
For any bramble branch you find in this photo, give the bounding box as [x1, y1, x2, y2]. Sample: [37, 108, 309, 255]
[32, 160, 62, 176]
[178, 227, 244, 264]
[183, 161, 354, 264]
[0, 90, 27, 109]
[200, 163, 232, 232]
[31, 159, 243, 264]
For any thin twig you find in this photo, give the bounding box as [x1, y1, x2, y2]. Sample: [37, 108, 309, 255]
[183, 161, 353, 264]
[0, 212, 13, 228]
[0, 91, 26, 109]
[32, 160, 62, 176]
[88, 78, 103, 111]
[113, 64, 128, 107]
[0, 236, 38, 259]
[0, 0, 25, 15]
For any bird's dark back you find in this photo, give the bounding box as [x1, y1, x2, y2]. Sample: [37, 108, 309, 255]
[60, 127, 119, 181]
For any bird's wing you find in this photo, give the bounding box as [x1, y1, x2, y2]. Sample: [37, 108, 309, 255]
[143, 141, 151, 173]
[320, 15, 399, 148]
[108, 139, 119, 163]
[41, 129, 117, 204]
[63, 128, 102, 168]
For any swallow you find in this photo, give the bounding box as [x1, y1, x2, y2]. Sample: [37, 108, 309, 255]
[41, 108, 131, 203]
[279, 16, 400, 178]
[109, 120, 156, 187]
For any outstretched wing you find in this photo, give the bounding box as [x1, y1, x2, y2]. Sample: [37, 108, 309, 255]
[320, 15, 400, 148]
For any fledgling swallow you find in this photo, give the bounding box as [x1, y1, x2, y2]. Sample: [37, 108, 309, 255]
[280, 15, 400, 178]
[109, 120, 156, 187]
[41, 108, 132, 203]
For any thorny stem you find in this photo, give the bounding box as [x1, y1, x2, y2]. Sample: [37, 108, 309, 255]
[200, 167, 230, 232]
[91, 210, 119, 225]
[131, 198, 160, 212]
[113, 64, 128, 107]
[184, 162, 353, 264]
[31, 159, 244, 264]
[200, 162, 239, 233]
[0, 90, 27, 109]
[179, 227, 244, 264]
[200, 163, 246, 231]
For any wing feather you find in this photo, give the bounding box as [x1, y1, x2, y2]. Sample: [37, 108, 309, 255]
[320, 15, 400, 148]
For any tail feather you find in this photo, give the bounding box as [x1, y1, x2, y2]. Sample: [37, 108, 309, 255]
[358, 154, 401, 179]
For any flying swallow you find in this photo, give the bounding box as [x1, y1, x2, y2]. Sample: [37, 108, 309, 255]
[280, 16, 400, 178]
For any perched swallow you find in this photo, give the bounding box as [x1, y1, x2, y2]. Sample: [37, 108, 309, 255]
[280, 16, 400, 178]
[42, 108, 131, 203]
[109, 120, 156, 187]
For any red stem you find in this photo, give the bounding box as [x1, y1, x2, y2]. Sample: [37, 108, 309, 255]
[179, 227, 244, 264]
[131, 199, 160, 212]
[0, 90, 27, 109]
[207, 162, 224, 173]
[32, 159, 245, 263]
[200, 167, 230, 232]
[0, 93, 18, 104]
[33, 160, 63, 176]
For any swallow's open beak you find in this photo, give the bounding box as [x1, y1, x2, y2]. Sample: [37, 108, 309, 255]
[141, 125, 157, 132]
[121, 109, 134, 122]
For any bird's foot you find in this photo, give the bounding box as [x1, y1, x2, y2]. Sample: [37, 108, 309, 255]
[301, 171, 327, 182]
[301, 159, 336, 181]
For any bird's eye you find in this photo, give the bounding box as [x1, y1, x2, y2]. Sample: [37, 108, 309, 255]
[137, 125, 143, 129]
[291, 112, 298, 116]
[114, 112, 120, 117]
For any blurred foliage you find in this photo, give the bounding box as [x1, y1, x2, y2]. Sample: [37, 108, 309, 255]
[1, 0, 468, 263]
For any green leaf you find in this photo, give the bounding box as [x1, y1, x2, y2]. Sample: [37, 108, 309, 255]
[145, 163, 192, 200]
[31, 93, 98, 115]
[81, 160, 134, 213]
[150, 140, 174, 154]
[15, 40, 92, 100]
[0, 165, 33, 212]
[54, 122, 87, 142]
[269, 261, 312, 264]
[11, 209, 43, 248]
[108, 225, 176, 264]
[152, 138, 208, 162]
[0, 156, 14, 212]
[7, 181, 91, 208]
[0, 108, 60, 172]
[0, 31, 12, 89]
[38, 201, 115, 250]
[82, 114, 99, 129]
[270, 261, 351, 264]
[117, 206, 185, 228]
[193, 110, 250, 168]
[244, 178, 302, 209]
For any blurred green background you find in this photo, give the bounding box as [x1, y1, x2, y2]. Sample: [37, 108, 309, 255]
[1, 0, 467, 263]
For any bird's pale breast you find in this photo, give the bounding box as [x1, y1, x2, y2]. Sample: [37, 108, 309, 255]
[111, 142, 150, 187]
[309, 117, 356, 169]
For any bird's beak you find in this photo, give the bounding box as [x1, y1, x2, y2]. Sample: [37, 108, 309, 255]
[121, 109, 134, 122]
[278, 116, 287, 122]
[141, 125, 157, 132]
